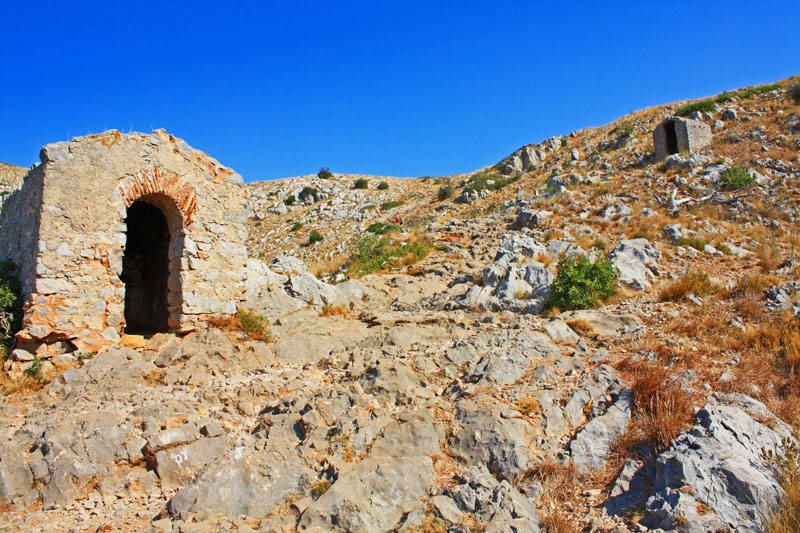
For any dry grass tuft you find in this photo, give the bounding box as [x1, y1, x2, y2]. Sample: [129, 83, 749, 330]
[0, 372, 46, 396]
[540, 508, 579, 533]
[308, 255, 348, 279]
[659, 270, 717, 302]
[566, 318, 596, 336]
[765, 441, 800, 533]
[208, 309, 273, 342]
[513, 395, 542, 418]
[758, 245, 783, 273]
[735, 273, 781, 293]
[610, 361, 696, 466]
[320, 303, 350, 318]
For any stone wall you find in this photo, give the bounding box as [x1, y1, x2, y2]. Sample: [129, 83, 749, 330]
[0, 130, 249, 351]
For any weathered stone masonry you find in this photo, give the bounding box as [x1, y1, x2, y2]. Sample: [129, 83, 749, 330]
[0, 129, 249, 351]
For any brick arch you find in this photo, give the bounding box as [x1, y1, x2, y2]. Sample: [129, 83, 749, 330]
[118, 167, 198, 225]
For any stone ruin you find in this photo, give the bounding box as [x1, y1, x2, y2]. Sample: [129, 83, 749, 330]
[653, 116, 712, 160]
[0, 129, 249, 352]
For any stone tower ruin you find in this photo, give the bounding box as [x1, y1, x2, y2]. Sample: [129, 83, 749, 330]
[653, 116, 712, 160]
[0, 130, 249, 351]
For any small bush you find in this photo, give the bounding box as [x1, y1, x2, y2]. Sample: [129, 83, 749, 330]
[317, 167, 333, 179]
[611, 122, 634, 138]
[284, 194, 296, 206]
[309, 230, 324, 244]
[366, 222, 400, 235]
[790, 83, 800, 104]
[437, 185, 454, 201]
[23, 358, 43, 382]
[381, 200, 404, 211]
[719, 165, 753, 190]
[560, 138, 568, 147]
[236, 309, 272, 342]
[300, 186, 318, 200]
[546, 255, 619, 311]
[290, 221, 303, 232]
[659, 270, 717, 302]
[377, 181, 389, 190]
[353, 178, 369, 190]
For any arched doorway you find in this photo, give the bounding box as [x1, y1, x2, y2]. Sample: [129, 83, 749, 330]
[121, 199, 172, 333]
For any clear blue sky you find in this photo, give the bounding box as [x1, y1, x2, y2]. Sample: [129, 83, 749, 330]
[2, 1, 798, 182]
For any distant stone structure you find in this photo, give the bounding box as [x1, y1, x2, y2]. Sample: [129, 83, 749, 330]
[653, 117, 712, 160]
[0, 130, 249, 351]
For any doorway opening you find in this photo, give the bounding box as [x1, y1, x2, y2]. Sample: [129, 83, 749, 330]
[122, 200, 171, 333]
[665, 120, 679, 155]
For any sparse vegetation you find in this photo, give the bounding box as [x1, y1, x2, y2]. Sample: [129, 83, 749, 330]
[290, 221, 303, 231]
[675, 236, 709, 251]
[377, 181, 389, 190]
[765, 438, 800, 533]
[300, 186, 318, 200]
[610, 122, 634, 138]
[309, 230, 324, 244]
[284, 194, 296, 206]
[437, 185, 454, 200]
[380, 200, 404, 211]
[546, 255, 618, 311]
[353, 178, 369, 189]
[317, 167, 333, 179]
[463, 172, 518, 194]
[366, 222, 400, 235]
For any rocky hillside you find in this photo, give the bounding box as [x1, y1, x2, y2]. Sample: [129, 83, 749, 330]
[0, 162, 27, 206]
[2, 77, 800, 532]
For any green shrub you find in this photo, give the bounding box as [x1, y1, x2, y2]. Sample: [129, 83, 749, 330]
[676, 100, 718, 117]
[437, 185, 454, 201]
[309, 230, 324, 244]
[789, 83, 800, 104]
[611, 122, 634, 138]
[347, 234, 432, 278]
[560, 138, 568, 147]
[366, 222, 400, 235]
[353, 178, 369, 190]
[546, 255, 619, 311]
[284, 194, 296, 206]
[290, 221, 303, 231]
[318, 167, 333, 179]
[236, 309, 272, 341]
[377, 181, 389, 190]
[0, 260, 21, 358]
[300, 186, 318, 200]
[720, 165, 753, 190]
[381, 200, 404, 211]
[739, 83, 781, 99]
[24, 358, 43, 381]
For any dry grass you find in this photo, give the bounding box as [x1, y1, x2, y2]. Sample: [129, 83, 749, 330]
[513, 395, 542, 418]
[208, 309, 273, 342]
[320, 303, 350, 318]
[735, 273, 782, 293]
[659, 270, 717, 302]
[540, 509, 579, 533]
[611, 361, 696, 467]
[765, 441, 800, 533]
[566, 318, 596, 336]
[758, 245, 783, 273]
[308, 254, 348, 278]
[0, 372, 46, 396]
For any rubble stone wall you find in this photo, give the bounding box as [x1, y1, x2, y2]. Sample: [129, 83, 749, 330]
[0, 129, 249, 351]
